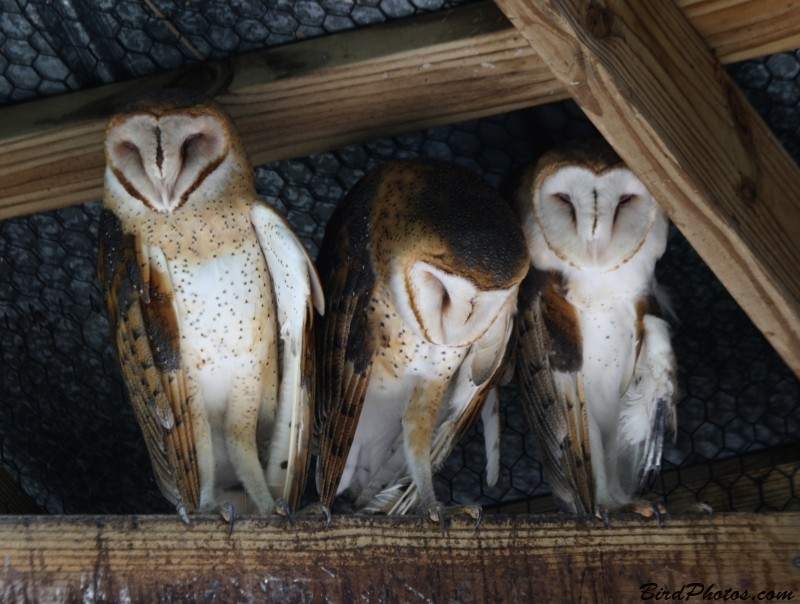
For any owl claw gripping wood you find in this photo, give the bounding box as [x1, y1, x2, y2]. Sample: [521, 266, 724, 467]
[314, 158, 529, 532]
[504, 139, 679, 523]
[98, 89, 323, 531]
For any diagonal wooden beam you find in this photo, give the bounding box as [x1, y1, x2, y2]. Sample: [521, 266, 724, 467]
[1, 0, 799, 220]
[491, 0, 800, 380]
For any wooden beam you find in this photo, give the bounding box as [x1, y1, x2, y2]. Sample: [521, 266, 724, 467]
[0, 514, 797, 602]
[1, 0, 799, 220]
[0, 2, 551, 220]
[677, 0, 800, 63]
[491, 0, 800, 380]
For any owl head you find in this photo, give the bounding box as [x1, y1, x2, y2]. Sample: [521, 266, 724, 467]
[360, 158, 529, 347]
[509, 139, 664, 272]
[104, 89, 250, 214]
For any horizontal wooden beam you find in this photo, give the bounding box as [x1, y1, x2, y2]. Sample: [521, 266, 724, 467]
[1, 0, 799, 220]
[678, 0, 800, 63]
[492, 0, 800, 380]
[0, 514, 797, 602]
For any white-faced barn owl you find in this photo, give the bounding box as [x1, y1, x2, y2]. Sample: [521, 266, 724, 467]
[502, 139, 678, 524]
[97, 89, 324, 530]
[314, 158, 529, 532]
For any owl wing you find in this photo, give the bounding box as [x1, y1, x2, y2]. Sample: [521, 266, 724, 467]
[369, 308, 515, 515]
[514, 266, 595, 514]
[97, 209, 200, 512]
[250, 201, 324, 510]
[313, 230, 378, 509]
[618, 304, 679, 499]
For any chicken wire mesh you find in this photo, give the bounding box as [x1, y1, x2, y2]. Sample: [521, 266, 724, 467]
[0, 0, 799, 517]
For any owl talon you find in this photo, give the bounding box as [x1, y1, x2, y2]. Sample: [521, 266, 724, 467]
[220, 502, 235, 538]
[296, 502, 332, 530]
[471, 505, 483, 532]
[275, 498, 294, 527]
[596, 505, 611, 529]
[426, 504, 447, 537]
[649, 502, 663, 529]
[176, 503, 191, 526]
[687, 501, 714, 520]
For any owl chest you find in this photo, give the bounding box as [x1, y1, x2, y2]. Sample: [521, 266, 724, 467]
[164, 234, 275, 365]
[369, 294, 466, 387]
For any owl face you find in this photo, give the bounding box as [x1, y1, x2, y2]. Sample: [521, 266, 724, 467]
[393, 260, 517, 347]
[105, 104, 232, 214]
[534, 165, 658, 272]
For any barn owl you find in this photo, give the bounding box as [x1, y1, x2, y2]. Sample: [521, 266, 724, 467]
[97, 89, 324, 530]
[503, 139, 678, 524]
[314, 158, 529, 532]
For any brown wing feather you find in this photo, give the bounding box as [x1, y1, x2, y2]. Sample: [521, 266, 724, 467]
[314, 262, 377, 508]
[514, 265, 594, 514]
[98, 209, 200, 511]
[313, 171, 380, 509]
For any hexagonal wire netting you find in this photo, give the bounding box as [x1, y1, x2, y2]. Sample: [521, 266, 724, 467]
[0, 0, 798, 516]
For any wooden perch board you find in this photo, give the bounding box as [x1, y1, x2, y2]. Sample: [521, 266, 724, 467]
[1, 0, 799, 220]
[0, 514, 798, 603]
[491, 0, 800, 380]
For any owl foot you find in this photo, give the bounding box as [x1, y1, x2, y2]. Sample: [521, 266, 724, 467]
[596, 500, 669, 528]
[623, 499, 669, 528]
[426, 502, 483, 537]
[294, 502, 332, 530]
[176, 502, 191, 526]
[275, 498, 293, 527]
[219, 501, 235, 538]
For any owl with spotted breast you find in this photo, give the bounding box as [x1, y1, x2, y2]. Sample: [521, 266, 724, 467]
[98, 89, 324, 528]
[503, 139, 678, 523]
[314, 158, 529, 530]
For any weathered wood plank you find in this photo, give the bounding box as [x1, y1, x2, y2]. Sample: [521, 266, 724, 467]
[491, 0, 800, 380]
[678, 0, 800, 62]
[0, 2, 549, 220]
[1, 0, 799, 220]
[0, 514, 797, 603]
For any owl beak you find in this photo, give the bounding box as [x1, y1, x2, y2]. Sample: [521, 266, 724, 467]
[158, 178, 175, 210]
[587, 239, 603, 262]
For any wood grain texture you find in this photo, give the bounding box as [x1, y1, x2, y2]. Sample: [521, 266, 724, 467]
[0, 2, 552, 221]
[678, 0, 800, 63]
[1, 0, 799, 220]
[492, 0, 800, 380]
[0, 514, 797, 603]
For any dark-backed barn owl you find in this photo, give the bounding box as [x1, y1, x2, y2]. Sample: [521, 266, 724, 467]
[503, 139, 678, 523]
[314, 158, 529, 531]
[98, 89, 323, 528]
